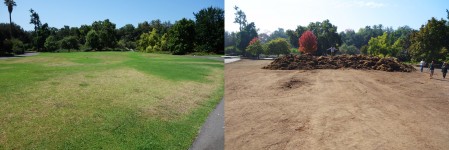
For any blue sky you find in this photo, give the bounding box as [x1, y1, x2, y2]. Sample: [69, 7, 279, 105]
[225, 0, 449, 33]
[0, 0, 223, 31]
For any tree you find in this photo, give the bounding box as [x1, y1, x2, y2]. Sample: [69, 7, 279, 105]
[85, 30, 100, 50]
[234, 6, 247, 31]
[4, 0, 16, 38]
[35, 23, 51, 52]
[245, 37, 263, 59]
[409, 17, 449, 62]
[225, 31, 237, 48]
[194, 7, 224, 54]
[286, 29, 298, 48]
[234, 6, 258, 56]
[368, 32, 389, 57]
[265, 38, 291, 56]
[59, 36, 79, 52]
[307, 20, 341, 55]
[236, 22, 258, 56]
[160, 33, 169, 51]
[267, 28, 288, 41]
[167, 18, 195, 55]
[137, 28, 161, 53]
[299, 31, 318, 54]
[29, 9, 41, 50]
[339, 44, 359, 55]
[44, 35, 58, 52]
[91, 19, 117, 49]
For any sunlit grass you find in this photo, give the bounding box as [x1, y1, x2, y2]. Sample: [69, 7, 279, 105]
[0, 52, 223, 149]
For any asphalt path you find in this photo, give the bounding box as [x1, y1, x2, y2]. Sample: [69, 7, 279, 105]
[189, 99, 224, 150]
[189, 56, 240, 150]
[0, 52, 39, 60]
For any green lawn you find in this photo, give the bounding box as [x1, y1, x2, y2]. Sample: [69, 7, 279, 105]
[0, 52, 224, 149]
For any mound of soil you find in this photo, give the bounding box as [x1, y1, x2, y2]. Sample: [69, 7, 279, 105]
[262, 54, 416, 72]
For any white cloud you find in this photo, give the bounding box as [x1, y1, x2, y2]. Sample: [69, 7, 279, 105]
[335, 0, 386, 8]
[357, 1, 386, 8]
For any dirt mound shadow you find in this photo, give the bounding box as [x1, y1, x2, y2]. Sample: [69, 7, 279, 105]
[281, 78, 307, 90]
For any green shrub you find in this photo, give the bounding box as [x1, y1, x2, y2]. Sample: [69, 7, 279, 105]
[11, 39, 25, 54]
[225, 46, 239, 56]
[264, 38, 291, 56]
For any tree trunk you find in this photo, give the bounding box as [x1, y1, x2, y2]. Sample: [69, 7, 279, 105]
[9, 13, 12, 39]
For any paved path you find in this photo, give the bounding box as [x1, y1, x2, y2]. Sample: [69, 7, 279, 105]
[189, 99, 224, 150]
[189, 56, 241, 150]
[0, 52, 39, 60]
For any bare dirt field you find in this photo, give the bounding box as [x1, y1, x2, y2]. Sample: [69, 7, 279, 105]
[225, 59, 449, 150]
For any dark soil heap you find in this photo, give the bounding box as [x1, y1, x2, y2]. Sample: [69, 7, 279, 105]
[263, 54, 416, 72]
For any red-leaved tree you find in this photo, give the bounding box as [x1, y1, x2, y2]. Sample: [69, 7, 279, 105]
[299, 30, 318, 54]
[248, 37, 259, 46]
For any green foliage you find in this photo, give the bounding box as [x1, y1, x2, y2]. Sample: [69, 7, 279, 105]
[194, 7, 224, 54]
[245, 38, 263, 59]
[267, 28, 288, 41]
[91, 19, 117, 49]
[360, 45, 368, 55]
[44, 35, 58, 52]
[224, 46, 239, 56]
[264, 38, 291, 56]
[167, 18, 196, 55]
[160, 33, 169, 51]
[137, 28, 161, 53]
[368, 32, 404, 58]
[85, 30, 100, 50]
[236, 22, 258, 56]
[339, 44, 359, 55]
[307, 20, 342, 55]
[59, 36, 79, 52]
[409, 17, 449, 62]
[233, 6, 258, 56]
[11, 38, 24, 54]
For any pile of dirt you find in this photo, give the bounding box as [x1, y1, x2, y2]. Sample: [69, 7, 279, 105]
[263, 54, 416, 72]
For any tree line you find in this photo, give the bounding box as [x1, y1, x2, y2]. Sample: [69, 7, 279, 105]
[226, 6, 449, 63]
[0, 2, 224, 56]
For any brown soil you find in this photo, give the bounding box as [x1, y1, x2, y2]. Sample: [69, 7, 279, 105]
[225, 59, 449, 150]
[263, 54, 416, 72]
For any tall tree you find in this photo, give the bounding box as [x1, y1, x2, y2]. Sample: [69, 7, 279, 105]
[29, 9, 41, 50]
[234, 6, 247, 31]
[194, 7, 224, 54]
[167, 18, 195, 55]
[233, 6, 257, 56]
[236, 22, 258, 56]
[4, 0, 16, 38]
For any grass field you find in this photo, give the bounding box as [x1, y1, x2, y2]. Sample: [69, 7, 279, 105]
[0, 52, 224, 149]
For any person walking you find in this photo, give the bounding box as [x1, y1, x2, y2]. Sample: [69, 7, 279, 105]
[429, 61, 435, 79]
[420, 60, 426, 72]
[442, 62, 448, 79]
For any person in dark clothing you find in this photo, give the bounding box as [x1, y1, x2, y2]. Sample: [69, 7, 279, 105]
[442, 62, 448, 79]
[429, 61, 435, 79]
